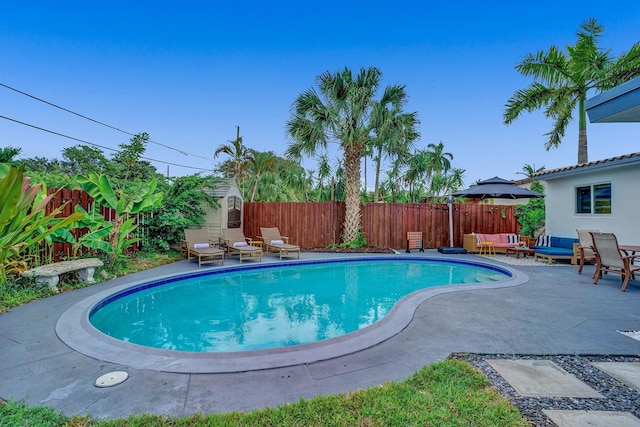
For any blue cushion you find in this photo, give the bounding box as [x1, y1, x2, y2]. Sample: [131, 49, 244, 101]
[558, 237, 578, 249]
[535, 247, 575, 256]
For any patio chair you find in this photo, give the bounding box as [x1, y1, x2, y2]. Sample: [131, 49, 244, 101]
[183, 228, 224, 268]
[576, 229, 599, 274]
[590, 232, 640, 292]
[260, 227, 300, 259]
[222, 228, 263, 263]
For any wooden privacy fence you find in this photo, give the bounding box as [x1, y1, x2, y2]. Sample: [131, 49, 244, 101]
[244, 202, 519, 249]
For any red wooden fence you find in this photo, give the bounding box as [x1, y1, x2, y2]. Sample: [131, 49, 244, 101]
[42, 191, 519, 258]
[244, 202, 519, 249]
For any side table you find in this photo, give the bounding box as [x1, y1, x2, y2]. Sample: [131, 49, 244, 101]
[505, 247, 535, 259]
[479, 241, 496, 256]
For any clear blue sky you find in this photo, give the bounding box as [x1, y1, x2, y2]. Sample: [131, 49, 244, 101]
[2, 1, 639, 187]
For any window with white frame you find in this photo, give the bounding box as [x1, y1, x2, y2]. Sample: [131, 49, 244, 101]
[575, 183, 611, 214]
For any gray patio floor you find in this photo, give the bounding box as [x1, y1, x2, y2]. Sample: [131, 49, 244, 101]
[1, 251, 639, 422]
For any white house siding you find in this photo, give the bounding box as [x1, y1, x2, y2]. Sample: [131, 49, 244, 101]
[541, 163, 640, 245]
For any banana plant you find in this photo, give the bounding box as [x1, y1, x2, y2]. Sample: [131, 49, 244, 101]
[0, 165, 84, 283]
[76, 173, 163, 268]
[52, 204, 114, 257]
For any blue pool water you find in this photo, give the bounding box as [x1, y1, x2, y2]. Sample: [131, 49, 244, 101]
[90, 258, 509, 353]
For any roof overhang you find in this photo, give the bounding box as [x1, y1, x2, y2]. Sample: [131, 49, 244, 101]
[585, 76, 640, 123]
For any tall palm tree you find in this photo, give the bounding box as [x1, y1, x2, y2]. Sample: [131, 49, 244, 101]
[214, 126, 251, 193]
[314, 153, 333, 201]
[504, 18, 640, 164]
[425, 142, 453, 177]
[246, 150, 276, 202]
[370, 86, 420, 202]
[404, 149, 430, 203]
[287, 66, 396, 242]
[430, 167, 465, 199]
[516, 163, 546, 179]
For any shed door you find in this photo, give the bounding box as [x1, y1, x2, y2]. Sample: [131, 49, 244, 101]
[227, 196, 242, 228]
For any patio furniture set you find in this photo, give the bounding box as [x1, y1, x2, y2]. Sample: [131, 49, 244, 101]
[576, 230, 640, 292]
[467, 229, 639, 291]
[183, 226, 301, 268]
[463, 232, 580, 265]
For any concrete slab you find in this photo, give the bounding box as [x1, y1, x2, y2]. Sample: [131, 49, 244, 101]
[185, 365, 318, 413]
[2, 254, 640, 419]
[543, 410, 640, 427]
[487, 359, 603, 397]
[592, 362, 640, 392]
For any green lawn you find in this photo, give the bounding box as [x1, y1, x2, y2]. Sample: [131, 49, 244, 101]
[0, 359, 528, 427]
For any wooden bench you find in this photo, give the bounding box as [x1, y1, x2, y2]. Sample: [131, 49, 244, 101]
[22, 258, 104, 292]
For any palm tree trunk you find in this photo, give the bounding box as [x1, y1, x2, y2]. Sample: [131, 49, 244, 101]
[578, 98, 588, 164]
[343, 147, 362, 242]
[373, 148, 382, 202]
[250, 173, 259, 202]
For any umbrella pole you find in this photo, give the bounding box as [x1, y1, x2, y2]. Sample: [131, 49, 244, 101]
[447, 196, 454, 247]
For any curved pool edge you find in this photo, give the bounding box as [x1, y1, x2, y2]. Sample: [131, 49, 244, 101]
[55, 256, 529, 373]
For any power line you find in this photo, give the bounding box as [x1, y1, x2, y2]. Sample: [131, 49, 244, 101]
[0, 82, 214, 162]
[0, 115, 214, 172]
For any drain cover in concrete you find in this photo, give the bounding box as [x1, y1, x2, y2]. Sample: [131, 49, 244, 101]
[592, 362, 640, 392]
[95, 371, 129, 388]
[487, 359, 602, 398]
[543, 410, 640, 427]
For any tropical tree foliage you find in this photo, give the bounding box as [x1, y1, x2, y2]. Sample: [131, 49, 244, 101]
[143, 174, 221, 251]
[504, 18, 640, 164]
[61, 145, 113, 176]
[76, 173, 163, 269]
[246, 150, 277, 202]
[0, 164, 83, 283]
[111, 133, 159, 182]
[287, 66, 418, 243]
[215, 126, 251, 194]
[369, 87, 420, 202]
[514, 180, 546, 238]
[0, 146, 22, 163]
[516, 163, 546, 179]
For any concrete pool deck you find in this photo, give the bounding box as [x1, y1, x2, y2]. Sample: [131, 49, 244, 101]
[1, 251, 640, 422]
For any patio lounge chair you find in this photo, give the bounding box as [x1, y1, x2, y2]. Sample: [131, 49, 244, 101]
[222, 228, 263, 263]
[183, 228, 224, 268]
[590, 232, 640, 292]
[260, 227, 300, 259]
[576, 229, 599, 274]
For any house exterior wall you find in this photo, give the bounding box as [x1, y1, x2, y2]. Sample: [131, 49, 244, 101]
[542, 164, 640, 244]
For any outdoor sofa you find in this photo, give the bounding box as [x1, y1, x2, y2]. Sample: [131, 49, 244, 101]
[463, 233, 524, 254]
[531, 236, 580, 265]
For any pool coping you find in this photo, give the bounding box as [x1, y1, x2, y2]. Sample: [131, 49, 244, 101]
[55, 256, 529, 373]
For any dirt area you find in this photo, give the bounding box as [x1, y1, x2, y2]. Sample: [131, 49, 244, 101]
[302, 246, 396, 254]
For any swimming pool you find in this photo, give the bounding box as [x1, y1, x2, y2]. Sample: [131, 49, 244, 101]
[57, 256, 527, 373]
[89, 258, 509, 353]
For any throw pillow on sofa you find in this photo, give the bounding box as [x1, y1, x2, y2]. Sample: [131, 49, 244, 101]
[536, 235, 551, 246]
